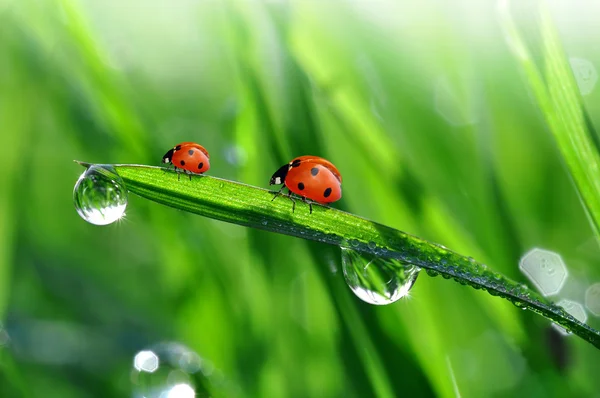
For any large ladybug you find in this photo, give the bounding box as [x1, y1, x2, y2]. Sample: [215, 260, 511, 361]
[162, 142, 210, 180]
[270, 155, 342, 213]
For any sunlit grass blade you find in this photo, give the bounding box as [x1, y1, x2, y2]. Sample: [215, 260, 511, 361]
[76, 162, 600, 349]
[499, 1, 600, 236]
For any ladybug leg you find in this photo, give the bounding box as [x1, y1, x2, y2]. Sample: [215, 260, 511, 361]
[271, 185, 285, 202]
[299, 196, 312, 214]
[172, 166, 182, 181]
[287, 190, 296, 212]
[307, 199, 316, 214]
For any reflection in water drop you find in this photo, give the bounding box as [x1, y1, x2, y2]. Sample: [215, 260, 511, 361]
[341, 248, 420, 305]
[73, 165, 128, 225]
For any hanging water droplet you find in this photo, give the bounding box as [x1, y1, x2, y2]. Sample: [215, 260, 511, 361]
[512, 301, 528, 310]
[341, 248, 420, 305]
[73, 165, 128, 225]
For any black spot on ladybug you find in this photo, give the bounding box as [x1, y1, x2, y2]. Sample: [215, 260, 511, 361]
[323, 187, 332, 198]
[291, 159, 302, 167]
[311, 167, 319, 176]
[298, 182, 305, 190]
[198, 162, 204, 170]
[188, 149, 194, 156]
[180, 160, 186, 166]
[175, 145, 182, 151]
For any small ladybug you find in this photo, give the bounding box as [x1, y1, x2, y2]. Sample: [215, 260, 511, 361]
[162, 142, 210, 180]
[270, 155, 342, 213]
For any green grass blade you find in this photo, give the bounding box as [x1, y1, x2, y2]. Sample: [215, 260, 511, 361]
[499, 1, 600, 236]
[76, 162, 600, 349]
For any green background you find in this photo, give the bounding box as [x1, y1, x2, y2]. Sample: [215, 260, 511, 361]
[1, 0, 600, 396]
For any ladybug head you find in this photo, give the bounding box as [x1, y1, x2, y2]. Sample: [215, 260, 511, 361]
[269, 164, 289, 185]
[162, 148, 175, 164]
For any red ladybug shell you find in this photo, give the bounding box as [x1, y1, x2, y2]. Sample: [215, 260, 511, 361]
[162, 142, 210, 174]
[270, 156, 342, 204]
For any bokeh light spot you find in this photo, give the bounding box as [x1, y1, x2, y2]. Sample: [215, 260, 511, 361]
[134, 350, 159, 373]
[223, 145, 247, 167]
[569, 57, 597, 95]
[519, 248, 567, 296]
[0, 324, 9, 347]
[552, 299, 588, 336]
[177, 351, 202, 374]
[165, 383, 195, 398]
[584, 283, 600, 316]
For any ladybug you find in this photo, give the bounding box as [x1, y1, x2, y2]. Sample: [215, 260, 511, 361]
[270, 155, 342, 213]
[162, 142, 210, 180]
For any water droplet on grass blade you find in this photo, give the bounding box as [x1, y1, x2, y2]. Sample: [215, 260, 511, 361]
[73, 165, 127, 225]
[341, 248, 420, 305]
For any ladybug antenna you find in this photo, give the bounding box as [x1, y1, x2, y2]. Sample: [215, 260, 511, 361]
[270, 164, 289, 185]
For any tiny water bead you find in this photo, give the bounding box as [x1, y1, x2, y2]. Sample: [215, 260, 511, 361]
[73, 165, 128, 225]
[341, 248, 420, 305]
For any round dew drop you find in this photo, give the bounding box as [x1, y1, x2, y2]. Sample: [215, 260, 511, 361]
[73, 165, 128, 225]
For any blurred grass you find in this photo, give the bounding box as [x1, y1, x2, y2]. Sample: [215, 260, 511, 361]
[2, 0, 600, 397]
[500, 0, 600, 237]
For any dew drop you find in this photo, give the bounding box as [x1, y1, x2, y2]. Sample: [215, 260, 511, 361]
[513, 301, 528, 310]
[73, 165, 127, 225]
[341, 248, 420, 305]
